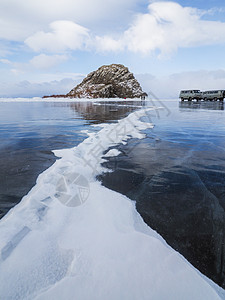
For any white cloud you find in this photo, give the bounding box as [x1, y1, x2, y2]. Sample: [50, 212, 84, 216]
[0, 0, 139, 41]
[25, 21, 90, 53]
[3, 1, 225, 57]
[0, 78, 81, 98]
[96, 1, 225, 56]
[95, 36, 123, 52]
[0, 58, 11, 65]
[136, 69, 225, 98]
[29, 54, 68, 69]
[33, 72, 85, 83]
[0, 17, 34, 41]
[0, 54, 69, 76]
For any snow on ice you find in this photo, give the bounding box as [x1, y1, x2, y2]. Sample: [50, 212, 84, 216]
[0, 99, 224, 299]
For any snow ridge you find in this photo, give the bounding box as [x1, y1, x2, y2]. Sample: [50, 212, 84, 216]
[67, 64, 147, 99]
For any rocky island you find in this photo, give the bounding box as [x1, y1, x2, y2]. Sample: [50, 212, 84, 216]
[43, 64, 147, 99]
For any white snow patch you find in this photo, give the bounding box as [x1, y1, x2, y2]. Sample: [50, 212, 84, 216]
[104, 149, 121, 157]
[0, 104, 224, 300]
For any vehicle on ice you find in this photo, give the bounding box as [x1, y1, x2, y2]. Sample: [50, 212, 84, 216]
[179, 90, 225, 101]
[179, 90, 202, 101]
[202, 90, 225, 102]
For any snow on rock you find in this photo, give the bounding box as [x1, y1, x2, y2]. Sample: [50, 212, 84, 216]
[0, 105, 224, 300]
[66, 64, 147, 99]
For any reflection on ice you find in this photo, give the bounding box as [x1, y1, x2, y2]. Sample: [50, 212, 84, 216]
[179, 101, 224, 110]
[52, 100, 148, 124]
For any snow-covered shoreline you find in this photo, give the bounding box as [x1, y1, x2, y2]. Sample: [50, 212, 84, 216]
[0, 103, 224, 299]
[0, 96, 176, 103]
[0, 97, 147, 102]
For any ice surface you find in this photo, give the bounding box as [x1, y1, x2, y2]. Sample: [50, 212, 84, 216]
[0, 103, 224, 299]
[1, 226, 31, 260]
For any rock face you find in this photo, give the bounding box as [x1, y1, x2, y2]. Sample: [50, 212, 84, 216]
[66, 64, 147, 99]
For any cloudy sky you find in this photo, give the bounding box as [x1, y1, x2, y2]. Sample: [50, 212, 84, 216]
[1, 0, 225, 98]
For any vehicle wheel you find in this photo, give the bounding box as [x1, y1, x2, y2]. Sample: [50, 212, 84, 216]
[204, 97, 207, 101]
[188, 97, 192, 101]
[181, 98, 184, 101]
[214, 97, 217, 101]
[220, 98, 223, 102]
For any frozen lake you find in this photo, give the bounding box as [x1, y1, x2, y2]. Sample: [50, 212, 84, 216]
[0, 98, 225, 298]
[100, 100, 225, 288]
[0, 100, 138, 218]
